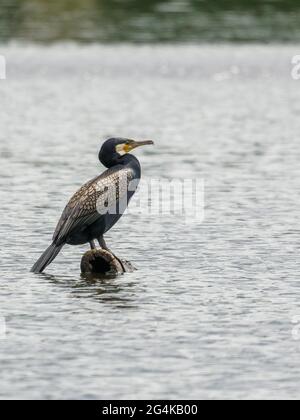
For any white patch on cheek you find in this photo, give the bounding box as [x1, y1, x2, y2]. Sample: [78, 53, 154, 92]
[116, 144, 126, 155]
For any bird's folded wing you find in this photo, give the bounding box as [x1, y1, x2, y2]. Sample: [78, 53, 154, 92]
[53, 199, 99, 244]
[53, 166, 135, 244]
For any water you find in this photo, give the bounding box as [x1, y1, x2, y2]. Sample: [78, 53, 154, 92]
[1, 0, 300, 43]
[0, 43, 300, 399]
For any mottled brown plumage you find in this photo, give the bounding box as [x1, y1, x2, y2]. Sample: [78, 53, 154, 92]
[53, 166, 135, 245]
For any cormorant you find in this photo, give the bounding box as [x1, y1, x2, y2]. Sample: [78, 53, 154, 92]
[31, 138, 154, 273]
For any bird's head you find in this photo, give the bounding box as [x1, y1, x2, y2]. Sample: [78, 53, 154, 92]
[99, 137, 154, 167]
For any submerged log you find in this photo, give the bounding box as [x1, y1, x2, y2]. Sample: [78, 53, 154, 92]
[80, 249, 136, 275]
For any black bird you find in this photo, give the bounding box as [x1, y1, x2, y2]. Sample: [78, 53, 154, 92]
[31, 138, 154, 273]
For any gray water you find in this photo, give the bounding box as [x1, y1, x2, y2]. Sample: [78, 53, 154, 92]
[0, 44, 300, 399]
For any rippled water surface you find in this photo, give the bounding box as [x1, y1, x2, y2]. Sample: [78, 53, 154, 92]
[0, 44, 300, 399]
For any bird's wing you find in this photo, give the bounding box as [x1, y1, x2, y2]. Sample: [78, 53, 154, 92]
[53, 166, 135, 244]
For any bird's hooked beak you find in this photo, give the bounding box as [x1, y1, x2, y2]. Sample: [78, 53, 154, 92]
[117, 139, 154, 154]
[128, 140, 154, 151]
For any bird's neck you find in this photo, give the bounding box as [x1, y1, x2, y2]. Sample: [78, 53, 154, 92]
[119, 154, 141, 177]
[119, 154, 140, 167]
[101, 153, 139, 169]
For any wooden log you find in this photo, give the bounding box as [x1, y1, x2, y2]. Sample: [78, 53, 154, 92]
[80, 249, 135, 275]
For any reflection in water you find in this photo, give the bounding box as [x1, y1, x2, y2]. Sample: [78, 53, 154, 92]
[42, 272, 140, 308]
[0, 0, 300, 43]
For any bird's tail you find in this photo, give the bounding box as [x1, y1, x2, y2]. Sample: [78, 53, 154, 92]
[31, 243, 64, 273]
